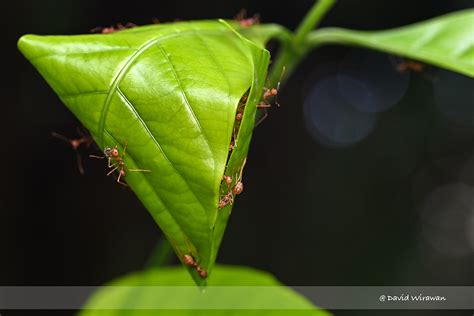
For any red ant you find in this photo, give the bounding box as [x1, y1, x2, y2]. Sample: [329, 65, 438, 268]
[218, 159, 246, 209]
[51, 128, 93, 174]
[389, 56, 425, 74]
[255, 67, 285, 127]
[235, 93, 248, 122]
[90, 141, 150, 186]
[90, 22, 137, 34]
[170, 238, 207, 279]
[182, 254, 208, 279]
[235, 9, 260, 28]
[228, 92, 250, 153]
[218, 175, 234, 209]
[218, 190, 234, 209]
[395, 59, 425, 74]
[233, 158, 246, 195]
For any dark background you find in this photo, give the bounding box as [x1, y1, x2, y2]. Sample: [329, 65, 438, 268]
[2, 0, 473, 315]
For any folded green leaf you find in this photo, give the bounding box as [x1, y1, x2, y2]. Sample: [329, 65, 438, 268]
[18, 20, 270, 285]
[306, 9, 474, 77]
[79, 265, 331, 315]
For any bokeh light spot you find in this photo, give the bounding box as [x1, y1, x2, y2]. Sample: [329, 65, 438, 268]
[339, 50, 410, 113]
[304, 76, 377, 147]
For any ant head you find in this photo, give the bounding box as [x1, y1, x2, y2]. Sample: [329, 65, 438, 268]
[111, 147, 119, 157]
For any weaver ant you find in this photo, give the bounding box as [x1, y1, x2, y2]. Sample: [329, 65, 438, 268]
[218, 159, 246, 209]
[228, 92, 250, 153]
[51, 128, 93, 174]
[90, 141, 150, 186]
[218, 174, 234, 209]
[389, 55, 425, 74]
[170, 238, 208, 279]
[235, 9, 260, 28]
[255, 67, 285, 127]
[90, 22, 137, 34]
[233, 158, 246, 195]
[182, 254, 208, 279]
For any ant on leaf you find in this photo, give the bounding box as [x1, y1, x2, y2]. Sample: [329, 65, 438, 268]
[168, 237, 208, 279]
[90, 22, 137, 34]
[235, 9, 260, 28]
[218, 158, 246, 209]
[255, 66, 286, 127]
[90, 141, 150, 186]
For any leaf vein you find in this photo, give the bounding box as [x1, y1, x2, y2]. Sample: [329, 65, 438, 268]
[116, 87, 210, 218]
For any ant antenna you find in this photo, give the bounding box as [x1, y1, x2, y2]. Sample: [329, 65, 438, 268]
[274, 66, 286, 107]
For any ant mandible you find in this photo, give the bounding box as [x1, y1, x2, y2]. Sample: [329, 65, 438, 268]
[90, 141, 150, 186]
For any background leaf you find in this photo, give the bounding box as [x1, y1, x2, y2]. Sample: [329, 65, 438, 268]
[18, 20, 270, 285]
[79, 265, 330, 315]
[306, 9, 474, 77]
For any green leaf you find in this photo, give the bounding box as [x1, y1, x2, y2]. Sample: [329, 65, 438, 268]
[18, 20, 270, 285]
[79, 265, 330, 315]
[306, 9, 474, 77]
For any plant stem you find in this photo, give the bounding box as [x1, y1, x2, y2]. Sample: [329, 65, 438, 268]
[294, 0, 336, 45]
[268, 0, 336, 86]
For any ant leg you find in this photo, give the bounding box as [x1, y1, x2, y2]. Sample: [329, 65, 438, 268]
[75, 152, 85, 175]
[107, 165, 119, 176]
[107, 157, 116, 168]
[90, 26, 102, 33]
[238, 158, 247, 181]
[51, 132, 71, 143]
[89, 154, 105, 159]
[116, 168, 129, 186]
[257, 103, 271, 108]
[122, 141, 129, 159]
[117, 178, 128, 186]
[76, 126, 86, 138]
[128, 168, 151, 172]
[254, 109, 268, 127]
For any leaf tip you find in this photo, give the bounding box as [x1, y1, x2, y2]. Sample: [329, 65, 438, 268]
[17, 34, 40, 61]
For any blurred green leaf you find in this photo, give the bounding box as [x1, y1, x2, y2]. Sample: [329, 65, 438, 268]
[307, 9, 474, 77]
[18, 20, 270, 285]
[79, 265, 330, 316]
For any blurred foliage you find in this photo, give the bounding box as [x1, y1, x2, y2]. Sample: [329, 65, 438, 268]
[79, 265, 330, 316]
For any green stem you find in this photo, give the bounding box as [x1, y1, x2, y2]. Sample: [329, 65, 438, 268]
[294, 0, 337, 45]
[268, 0, 336, 86]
